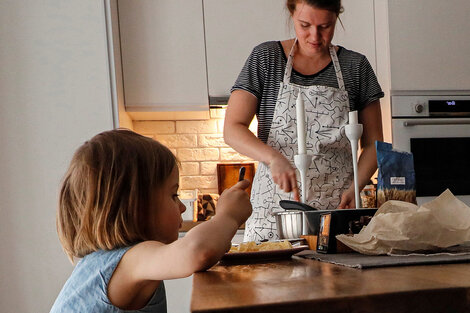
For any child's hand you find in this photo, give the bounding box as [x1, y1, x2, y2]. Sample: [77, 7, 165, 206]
[217, 179, 252, 225]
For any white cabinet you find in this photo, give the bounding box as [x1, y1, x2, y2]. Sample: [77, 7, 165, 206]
[333, 0, 377, 71]
[117, 0, 209, 119]
[203, 0, 291, 99]
[388, 0, 470, 91]
[115, 0, 378, 118]
[204, 0, 378, 99]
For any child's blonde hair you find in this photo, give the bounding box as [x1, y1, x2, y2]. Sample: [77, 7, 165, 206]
[57, 129, 177, 262]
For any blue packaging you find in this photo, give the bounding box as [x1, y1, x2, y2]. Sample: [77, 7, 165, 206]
[376, 141, 417, 207]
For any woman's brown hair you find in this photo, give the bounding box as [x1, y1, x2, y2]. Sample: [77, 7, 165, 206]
[57, 129, 177, 262]
[286, 0, 343, 16]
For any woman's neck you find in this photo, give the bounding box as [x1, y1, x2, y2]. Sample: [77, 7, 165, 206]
[297, 40, 330, 59]
[283, 39, 332, 76]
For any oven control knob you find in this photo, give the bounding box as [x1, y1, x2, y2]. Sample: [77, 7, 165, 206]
[415, 104, 424, 113]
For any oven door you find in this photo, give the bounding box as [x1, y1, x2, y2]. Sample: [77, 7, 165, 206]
[392, 118, 470, 205]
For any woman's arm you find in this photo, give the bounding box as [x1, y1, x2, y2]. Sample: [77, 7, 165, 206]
[224, 90, 276, 163]
[337, 100, 383, 209]
[224, 90, 300, 199]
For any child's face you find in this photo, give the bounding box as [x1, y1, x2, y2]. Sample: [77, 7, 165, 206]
[150, 166, 186, 243]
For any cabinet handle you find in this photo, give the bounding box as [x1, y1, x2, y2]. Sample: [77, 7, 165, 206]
[403, 120, 470, 126]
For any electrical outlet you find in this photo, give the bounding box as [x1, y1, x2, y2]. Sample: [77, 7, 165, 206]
[180, 199, 196, 221]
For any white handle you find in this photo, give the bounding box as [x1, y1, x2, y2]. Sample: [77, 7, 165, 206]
[345, 111, 363, 209]
[294, 154, 313, 205]
[350, 140, 360, 209]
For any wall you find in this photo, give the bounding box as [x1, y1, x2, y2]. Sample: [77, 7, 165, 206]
[0, 1, 115, 312]
[133, 109, 257, 197]
[374, 0, 392, 143]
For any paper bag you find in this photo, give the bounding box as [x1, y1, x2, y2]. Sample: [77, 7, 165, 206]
[336, 189, 470, 255]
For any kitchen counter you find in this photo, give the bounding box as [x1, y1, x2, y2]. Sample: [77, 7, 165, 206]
[191, 255, 470, 313]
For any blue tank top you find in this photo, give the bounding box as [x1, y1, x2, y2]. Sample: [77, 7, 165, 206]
[50, 246, 167, 313]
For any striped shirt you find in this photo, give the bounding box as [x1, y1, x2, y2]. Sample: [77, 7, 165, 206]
[231, 41, 384, 143]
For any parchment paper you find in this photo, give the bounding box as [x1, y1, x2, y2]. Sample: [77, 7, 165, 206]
[336, 189, 470, 255]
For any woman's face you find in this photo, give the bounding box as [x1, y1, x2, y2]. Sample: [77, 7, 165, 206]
[291, 2, 337, 56]
[150, 166, 186, 244]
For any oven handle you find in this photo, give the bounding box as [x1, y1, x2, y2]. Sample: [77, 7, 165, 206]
[403, 120, 470, 126]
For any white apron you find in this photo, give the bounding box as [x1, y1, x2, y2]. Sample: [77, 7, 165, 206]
[244, 40, 353, 242]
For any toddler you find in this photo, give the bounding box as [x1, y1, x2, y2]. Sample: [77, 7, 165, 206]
[50, 129, 252, 312]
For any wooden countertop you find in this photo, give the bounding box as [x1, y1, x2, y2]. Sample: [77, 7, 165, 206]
[191, 255, 470, 313]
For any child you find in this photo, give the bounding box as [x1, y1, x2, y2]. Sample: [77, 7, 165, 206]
[50, 129, 252, 312]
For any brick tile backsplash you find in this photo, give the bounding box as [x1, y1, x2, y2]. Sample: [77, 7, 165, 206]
[176, 120, 218, 134]
[217, 119, 224, 133]
[209, 108, 226, 119]
[178, 148, 219, 161]
[198, 134, 226, 147]
[155, 134, 197, 148]
[180, 175, 218, 190]
[134, 121, 175, 134]
[220, 147, 253, 161]
[180, 162, 199, 175]
[200, 162, 218, 175]
[134, 108, 257, 196]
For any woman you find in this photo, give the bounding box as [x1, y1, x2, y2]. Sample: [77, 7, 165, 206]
[224, 0, 384, 242]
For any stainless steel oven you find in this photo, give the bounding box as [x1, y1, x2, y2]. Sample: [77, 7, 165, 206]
[391, 92, 470, 206]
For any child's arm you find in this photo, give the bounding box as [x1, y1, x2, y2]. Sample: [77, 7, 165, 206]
[136, 179, 252, 279]
[108, 180, 252, 309]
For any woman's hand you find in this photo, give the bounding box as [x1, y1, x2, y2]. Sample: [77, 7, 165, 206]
[269, 154, 300, 201]
[224, 90, 300, 201]
[337, 100, 383, 210]
[337, 188, 356, 209]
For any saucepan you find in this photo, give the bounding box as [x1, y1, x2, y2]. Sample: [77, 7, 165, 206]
[274, 201, 379, 240]
[273, 200, 326, 239]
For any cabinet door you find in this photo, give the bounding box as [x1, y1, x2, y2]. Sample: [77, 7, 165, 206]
[388, 0, 470, 90]
[333, 0, 377, 71]
[203, 0, 377, 98]
[118, 0, 208, 114]
[203, 0, 290, 99]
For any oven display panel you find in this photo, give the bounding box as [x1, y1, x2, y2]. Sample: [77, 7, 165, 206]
[429, 100, 470, 115]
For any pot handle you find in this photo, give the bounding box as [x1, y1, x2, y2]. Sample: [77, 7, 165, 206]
[279, 200, 318, 211]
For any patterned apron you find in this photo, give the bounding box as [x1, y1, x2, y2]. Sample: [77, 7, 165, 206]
[244, 40, 353, 242]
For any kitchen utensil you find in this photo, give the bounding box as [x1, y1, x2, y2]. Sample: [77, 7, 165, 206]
[275, 210, 324, 239]
[279, 200, 319, 211]
[294, 154, 314, 205]
[294, 88, 314, 206]
[276, 200, 323, 239]
[345, 110, 363, 209]
[279, 199, 319, 237]
[238, 166, 245, 181]
[275, 206, 377, 248]
[273, 211, 304, 239]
